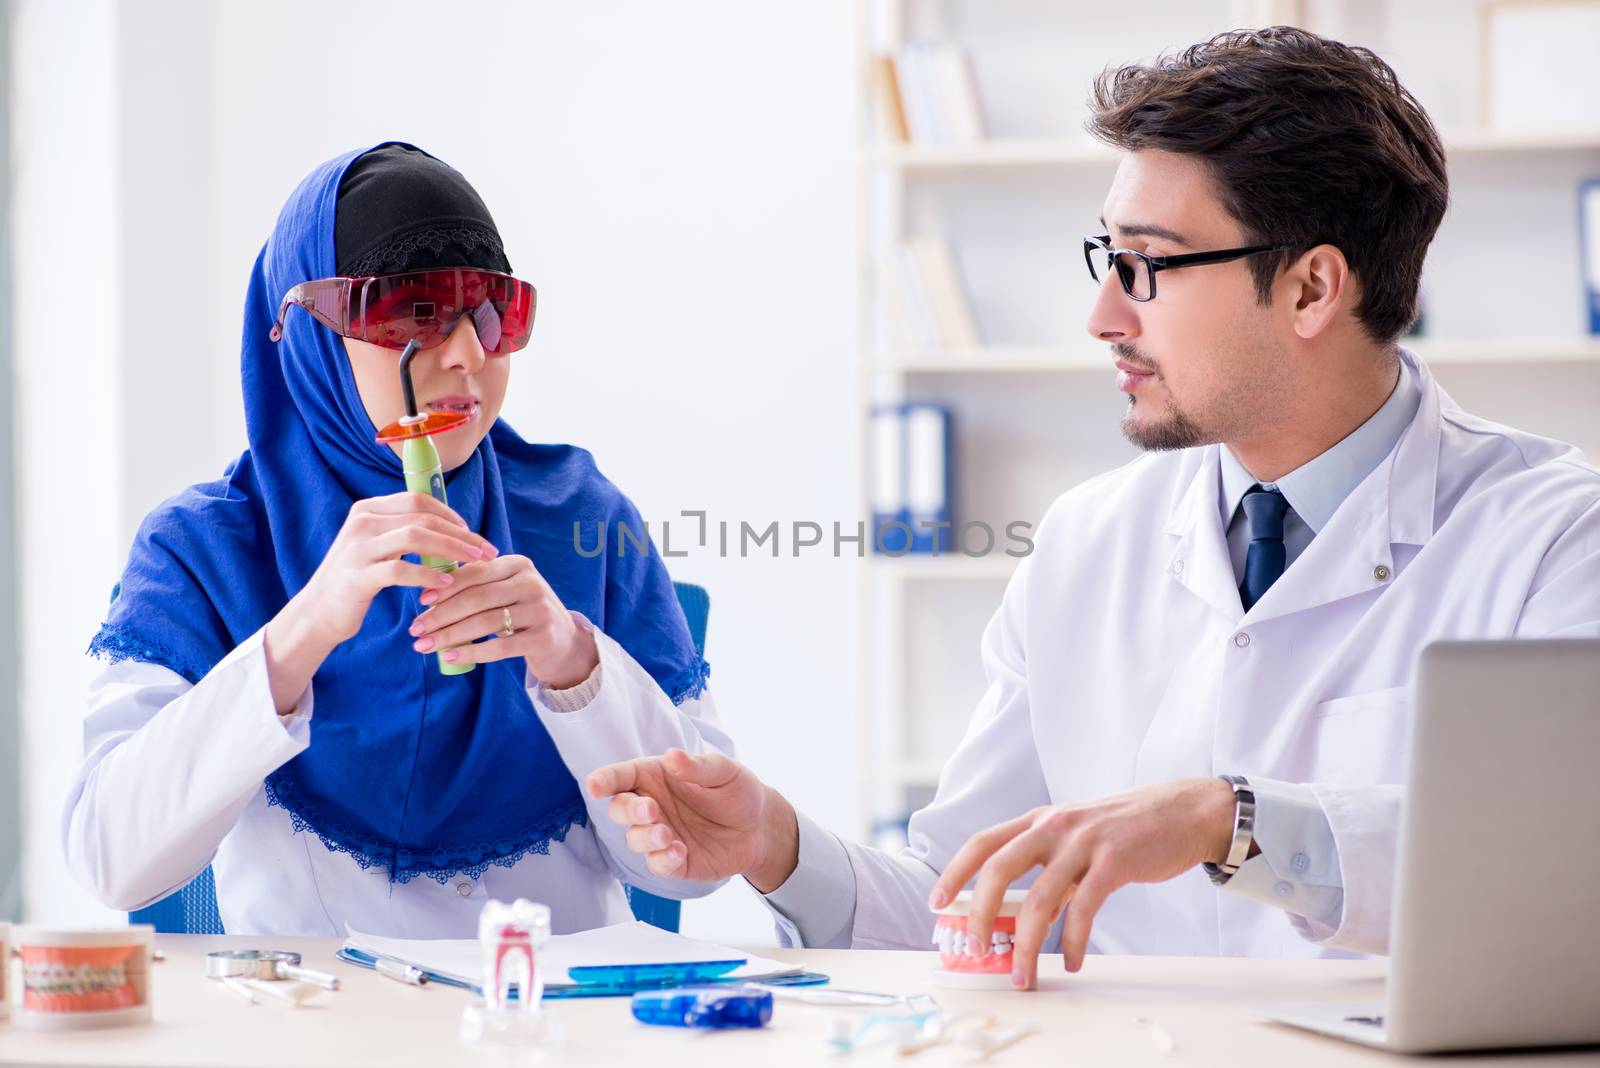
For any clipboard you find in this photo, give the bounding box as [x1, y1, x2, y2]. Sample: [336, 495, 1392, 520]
[334, 946, 829, 999]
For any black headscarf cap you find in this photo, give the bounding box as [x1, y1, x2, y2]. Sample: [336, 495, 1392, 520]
[334, 143, 512, 277]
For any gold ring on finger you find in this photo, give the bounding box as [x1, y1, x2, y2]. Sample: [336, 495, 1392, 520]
[500, 606, 516, 638]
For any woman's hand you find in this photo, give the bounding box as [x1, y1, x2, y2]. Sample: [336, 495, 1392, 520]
[407, 553, 599, 688]
[264, 492, 497, 712]
[301, 492, 497, 645]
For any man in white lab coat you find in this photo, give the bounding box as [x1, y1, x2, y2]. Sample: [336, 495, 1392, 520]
[586, 27, 1600, 987]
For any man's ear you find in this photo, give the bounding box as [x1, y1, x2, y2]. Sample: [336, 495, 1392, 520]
[1285, 244, 1350, 341]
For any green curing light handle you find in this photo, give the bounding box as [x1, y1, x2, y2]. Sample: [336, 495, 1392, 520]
[402, 433, 474, 676]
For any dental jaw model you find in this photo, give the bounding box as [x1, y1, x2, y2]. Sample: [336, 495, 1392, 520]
[931, 890, 1027, 989]
[459, 898, 562, 1048]
[374, 338, 473, 676]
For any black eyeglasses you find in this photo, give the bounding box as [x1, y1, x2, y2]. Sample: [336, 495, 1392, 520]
[1083, 234, 1292, 302]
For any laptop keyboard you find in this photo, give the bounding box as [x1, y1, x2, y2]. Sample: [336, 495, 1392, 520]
[1344, 1015, 1385, 1028]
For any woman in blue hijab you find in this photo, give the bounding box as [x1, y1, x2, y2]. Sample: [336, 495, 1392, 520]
[63, 143, 730, 936]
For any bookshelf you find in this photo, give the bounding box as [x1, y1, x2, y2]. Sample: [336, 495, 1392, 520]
[867, 129, 1600, 171]
[869, 338, 1600, 374]
[853, 0, 1600, 846]
[865, 552, 1021, 582]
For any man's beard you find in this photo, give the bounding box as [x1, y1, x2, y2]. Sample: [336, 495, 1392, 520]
[1120, 395, 1209, 451]
[1112, 343, 1210, 451]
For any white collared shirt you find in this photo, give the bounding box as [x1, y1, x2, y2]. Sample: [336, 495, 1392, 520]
[1219, 359, 1421, 576]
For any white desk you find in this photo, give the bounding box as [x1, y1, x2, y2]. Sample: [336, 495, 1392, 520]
[3, 935, 1593, 1066]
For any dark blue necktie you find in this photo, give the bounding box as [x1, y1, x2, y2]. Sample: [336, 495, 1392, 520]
[1238, 485, 1290, 612]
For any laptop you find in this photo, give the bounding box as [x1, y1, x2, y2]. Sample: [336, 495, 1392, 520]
[1258, 639, 1600, 1054]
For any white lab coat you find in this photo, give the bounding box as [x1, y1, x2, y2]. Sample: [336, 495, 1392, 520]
[63, 617, 732, 937]
[832, 351, 1600, 959]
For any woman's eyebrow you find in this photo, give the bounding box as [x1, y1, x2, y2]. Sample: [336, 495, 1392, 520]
[1099, 216, 1191, 248]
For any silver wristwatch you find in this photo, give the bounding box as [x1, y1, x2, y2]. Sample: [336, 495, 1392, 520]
[1202, 774, 1255, 886]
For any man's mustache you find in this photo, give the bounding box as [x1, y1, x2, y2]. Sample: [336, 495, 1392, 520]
[1112, 344, 1160, 376]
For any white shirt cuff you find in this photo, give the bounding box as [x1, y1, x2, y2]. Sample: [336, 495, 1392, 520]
[240, 626, 313, 744]
[758, 809, 857, 949]
[1219, 777, 1344, 934]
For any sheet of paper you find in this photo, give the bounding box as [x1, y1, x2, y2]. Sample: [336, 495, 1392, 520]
[345, 920, 802, 988]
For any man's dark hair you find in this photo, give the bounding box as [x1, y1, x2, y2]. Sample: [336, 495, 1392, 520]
[1087, 26, 1447, 344]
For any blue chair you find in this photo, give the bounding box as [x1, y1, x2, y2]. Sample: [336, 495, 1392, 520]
[128, 863, 225, 935]
[130, 582, 710, 935]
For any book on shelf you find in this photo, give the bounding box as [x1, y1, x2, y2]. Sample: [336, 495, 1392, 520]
[909, 235, 981, 348]
[1582, 178, 1600, 336]
[868, 54, 910, 144]
[930, 44, 984, 143]
[870, 402, 952, 555]
[880, 254, 934, 349]
[904, 404, 952, 553]
[880, 236, 981, 350]
[872, 43, 986, 145]
[870, 404, 908, 552]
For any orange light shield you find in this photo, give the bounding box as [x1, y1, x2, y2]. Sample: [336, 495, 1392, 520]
[375, 411, 469, 444]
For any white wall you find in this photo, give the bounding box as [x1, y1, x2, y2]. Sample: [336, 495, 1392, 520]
[12, 0, 124, 927]
[16, 0, 857, 944]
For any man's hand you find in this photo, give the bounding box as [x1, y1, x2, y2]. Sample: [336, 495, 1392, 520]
[586, 749, 800, 891]
[928, 778, 1236, 990]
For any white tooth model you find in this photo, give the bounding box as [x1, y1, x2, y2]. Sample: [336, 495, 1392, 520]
[459, 898, 563, 1047]
[930, 925, 1014, 957]
[482, 898, 549, 1011]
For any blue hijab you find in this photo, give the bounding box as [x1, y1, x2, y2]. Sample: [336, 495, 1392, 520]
[90, 143, 708, 884]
